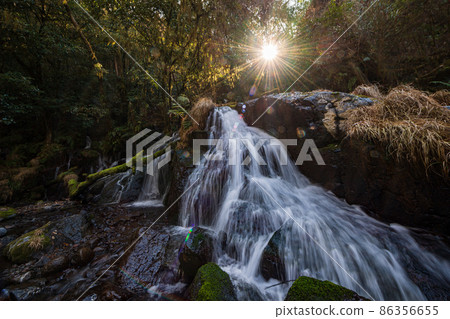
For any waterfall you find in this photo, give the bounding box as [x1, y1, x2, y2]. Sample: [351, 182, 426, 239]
[130, 153, 170, 207]
[179, 107, 450, 301]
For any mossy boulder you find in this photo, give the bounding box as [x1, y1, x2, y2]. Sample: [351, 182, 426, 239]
[285, 276, 369, 301]
[179, 227, 213, 282]
[0, 207, 17, 220]
[187, 263, 237, 301]
[4, 222, 51, 264]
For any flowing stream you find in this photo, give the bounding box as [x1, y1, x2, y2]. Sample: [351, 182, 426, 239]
[179, 107, 450, 301]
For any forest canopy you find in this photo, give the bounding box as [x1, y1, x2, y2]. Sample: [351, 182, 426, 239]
[0, 0, 448, 166]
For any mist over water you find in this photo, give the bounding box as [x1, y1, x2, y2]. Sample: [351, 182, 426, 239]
[179, 107, 450, 301]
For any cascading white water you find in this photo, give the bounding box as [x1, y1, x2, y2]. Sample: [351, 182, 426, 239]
[179, 107, 450, 301]
[132, 154, 169, 207]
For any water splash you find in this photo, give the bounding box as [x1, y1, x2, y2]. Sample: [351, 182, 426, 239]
[179, 107, 450, 300]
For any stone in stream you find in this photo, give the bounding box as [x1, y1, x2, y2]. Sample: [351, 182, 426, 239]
[284, 276, 369, 301]
[186, 263, 237, 301]
[42, 255, 70, 274]
[0, 227, 7, 237]
[119, 227, 185, 294]
[178, 227, 214, 283]
[260, 228, 286, 281]
[71, 246, 94, 266]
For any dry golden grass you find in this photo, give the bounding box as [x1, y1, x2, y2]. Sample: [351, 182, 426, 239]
[178, 98, 215, 148]
[430, 90, 450, 106]
[28, 228, 45, 250]
[352, 84, 383, 99]
[346, 85, 450, 177]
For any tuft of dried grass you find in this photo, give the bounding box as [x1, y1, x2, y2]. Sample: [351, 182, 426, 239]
[28, 228, 45, 250]
[352, 84, 383, 99]
[178, 98, 215, 148]
[346, 85, 450, 178]
[430, 90, 450, 106]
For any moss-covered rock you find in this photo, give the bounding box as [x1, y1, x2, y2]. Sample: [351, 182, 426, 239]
[187, 263, 237, 301]
[4, 222, 51, 264]
[0, 207, 17, 220]
[285, 276, 369, 301]
[179, 227, 213, 282]
[69, 143, 175, 199]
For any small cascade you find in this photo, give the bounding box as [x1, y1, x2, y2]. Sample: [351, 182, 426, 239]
[67, 153, 73, 170]
[179, 107, 450, 301]
[131, 154, 170, 207]
[85, 136, 92, 149]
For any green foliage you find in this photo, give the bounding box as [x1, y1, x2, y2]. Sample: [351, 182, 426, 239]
[0, 72, 40, 125]
[299, 0, 449, 91]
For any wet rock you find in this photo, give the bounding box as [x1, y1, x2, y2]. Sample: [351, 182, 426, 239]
[71, 246, 94, 266]
[242, 91, 373, 149]
[179, 227, 213, 282]
[285, 276, 368, 301]
[8, 285, 43, 301]
[0, 227, 7, 237]
[0, 289, 11, 301]
[18, 271, 32, 283]
[0, 207, 16, 221]
[8, 268, 34, 284]
[42, 255, 70, 274]
[120, 228, 184, 292]
[119, 171, 145, 202]
[50, 213, 89, 243]
[93, 246, 104, 254]
[0, 235, 15, 249]
[88, 171, 142, 204]
[218, 230, 227, 250]
[260, 229, 285, 281]
[233, 280, 264, 301]
[187, 263, 237, 301]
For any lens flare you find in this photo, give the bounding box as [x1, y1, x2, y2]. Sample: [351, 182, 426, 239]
[261, 43, 278, 61]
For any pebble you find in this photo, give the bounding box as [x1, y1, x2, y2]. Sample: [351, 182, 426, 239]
[0, 227, 7, 237]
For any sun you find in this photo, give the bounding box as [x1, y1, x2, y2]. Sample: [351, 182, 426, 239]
[261, 43, 278, 61]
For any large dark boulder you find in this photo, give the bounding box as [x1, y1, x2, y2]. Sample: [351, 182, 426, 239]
[186, 263, 237, 301]
[260, 229, 285, 281]
[119, 228, 185, 293]
[285, 276, 369, 301]
[240, 91, 373, 150]
[179, 227, 213, 283]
